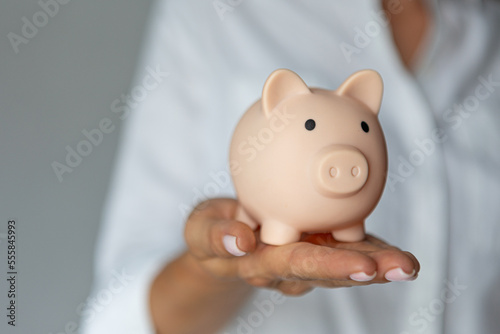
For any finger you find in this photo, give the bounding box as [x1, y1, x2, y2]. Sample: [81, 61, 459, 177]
[330, 234, 393, 252]
[363, 235, 420, 280]
[239, 242, 377, 282]
[304, 233, 392, 253]
[403, 251, 421, 274]
[189, 198, 239, 220]
[185, 201, 256, 260]
[363, 236, 420, 279]
[310, 279, 371, 288]
[369, 249, 418, 282]
[364, 234, 392, 248]
[275, 280, 314, 296]
[185, 218, 256, 259]
[303, 233, 419, 283]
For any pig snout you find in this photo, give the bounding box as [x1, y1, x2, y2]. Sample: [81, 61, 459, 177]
[311, 145, 369, 197]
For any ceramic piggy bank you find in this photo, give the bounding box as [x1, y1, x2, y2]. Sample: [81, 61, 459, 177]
[229, 69, 387, 245]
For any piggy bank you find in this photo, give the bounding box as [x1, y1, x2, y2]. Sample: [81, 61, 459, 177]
[229, 69, 387, 245]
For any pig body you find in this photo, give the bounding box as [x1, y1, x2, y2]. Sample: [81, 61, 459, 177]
[229, 69, 387, 245]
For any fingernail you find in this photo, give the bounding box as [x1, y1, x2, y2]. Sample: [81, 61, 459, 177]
[350, 271, 377, 282]
[407, 274, 418, 281]
[223, 235, 246, 257]
[385, 268, 416, 282]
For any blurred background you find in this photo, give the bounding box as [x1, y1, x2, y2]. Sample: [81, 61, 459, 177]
[0, 1, 153, 332]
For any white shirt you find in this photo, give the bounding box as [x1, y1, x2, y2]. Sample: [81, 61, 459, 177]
[81, 0, 500, 333]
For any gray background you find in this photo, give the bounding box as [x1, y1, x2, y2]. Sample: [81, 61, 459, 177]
[0, 1, 153, 332]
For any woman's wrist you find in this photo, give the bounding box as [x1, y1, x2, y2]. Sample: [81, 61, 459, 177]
[150, 251, 253, 334]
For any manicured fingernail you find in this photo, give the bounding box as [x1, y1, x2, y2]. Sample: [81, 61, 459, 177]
[385, 268, 416, 282]
[350, 271, 377, 282]
[223, 235, 246, 257]
[407, 274, 418, 281]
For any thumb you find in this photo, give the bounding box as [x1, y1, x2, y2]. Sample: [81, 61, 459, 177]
[184, 199, 257, 259]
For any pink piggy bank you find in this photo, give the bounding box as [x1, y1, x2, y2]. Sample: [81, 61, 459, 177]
[229, 69, 387, 245]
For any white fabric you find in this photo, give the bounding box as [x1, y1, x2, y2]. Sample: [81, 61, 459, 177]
[81, 0, 500, 333]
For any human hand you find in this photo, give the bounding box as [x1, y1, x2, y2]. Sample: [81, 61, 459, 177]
[184, 198, 420, 296]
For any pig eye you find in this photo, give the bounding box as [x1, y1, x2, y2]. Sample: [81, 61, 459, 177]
[305, 119, 316, 131]
[361, 121, 369, 133]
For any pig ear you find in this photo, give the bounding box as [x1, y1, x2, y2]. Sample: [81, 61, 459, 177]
[337, 70, 383, 116]
[262, 69, 310, 117]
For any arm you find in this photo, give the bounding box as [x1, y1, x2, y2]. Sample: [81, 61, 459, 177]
[149, 199, 420, 334]
[150, 252, 253, 334]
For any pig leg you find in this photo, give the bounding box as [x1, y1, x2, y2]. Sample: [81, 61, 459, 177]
[332, 222, 365, 242]
[235, 206, 259, 230]
[260, 221, 301, 246]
